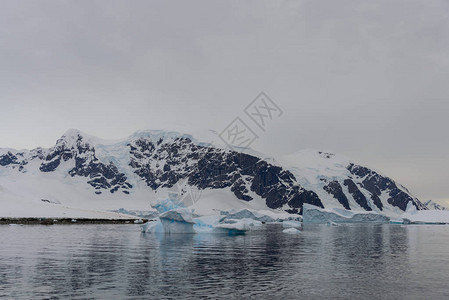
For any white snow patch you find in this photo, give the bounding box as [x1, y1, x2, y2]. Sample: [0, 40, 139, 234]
[401, 202, 449, 224]
[283, 228, 301, 234]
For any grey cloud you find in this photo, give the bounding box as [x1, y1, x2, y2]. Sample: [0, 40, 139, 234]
[0, 0, 448, 203]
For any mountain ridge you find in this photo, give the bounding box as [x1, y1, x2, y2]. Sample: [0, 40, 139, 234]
[424, 200, 447, 211]
[0, 129, 427, 217]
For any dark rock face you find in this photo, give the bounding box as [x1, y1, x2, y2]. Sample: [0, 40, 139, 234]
[128, 137, 324, 210]
[248, 161, 322, 210]
[40, 158, 61, 172]
[347, 164, 426, 211]
[343, 179, 372, 211]
[0, 151, 27, 171]
[324, 181, 350, 210]
[288, 191, 323, 215]
[39, 133, 132, 194]
[69, 159, 131, 194]
[0, 152, 17, 166]
[231, 178, 252, 201]
[388, 188, 422, 212]
[39, 136, 75, 172]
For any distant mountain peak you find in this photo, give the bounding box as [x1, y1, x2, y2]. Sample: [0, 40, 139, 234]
[62, 128, 83, 137]
[424, 200, 448, 211]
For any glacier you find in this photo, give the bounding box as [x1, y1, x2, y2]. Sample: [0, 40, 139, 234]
[302, 204, 390, 224]
[401, 201, 449, 224]
[220, 208, 301, 223]
[220, 209, 275, 223]
[302, 201, 449, 225]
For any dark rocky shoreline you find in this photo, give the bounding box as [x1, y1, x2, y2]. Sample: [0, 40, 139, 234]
[0, 218, 148, 225]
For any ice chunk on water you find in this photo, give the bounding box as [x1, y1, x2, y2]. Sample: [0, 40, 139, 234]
[142, 209, 261, 234]
[283, 228, 301, 234]
[159, 208, 195, 223]
[303, 204, 390, 224]
[141, 221, 159, 233]
[220, 209, 275, 223]
[389, 219, 404, 224]
[213, 220, 250, 235]
[159, 208, 196, 234]
[193, 215, 220, 233]
[282, 220, 302, 228]
[141, 209, 201, 234]
[142, 208, 196, 234]
[159, 219, 195, 234]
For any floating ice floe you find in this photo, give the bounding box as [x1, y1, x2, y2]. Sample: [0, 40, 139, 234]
[159, 208, 196, 234]
[141, 197, 197, 234]
[389, 219, 404, 224]
[220, 208, 301, 223]
[140, 220, 162, 233]
[141, 203, 262, 234]
[282, 228, 301, 234]
[302, 204, 390, 224]
[191, 215, 218, 233]
[142, 214, 258, 235]
[142, 197, 303, 234]
[213, 220, 252, 235]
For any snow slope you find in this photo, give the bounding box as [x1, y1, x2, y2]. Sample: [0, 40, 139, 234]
[280, 149, 426, 216]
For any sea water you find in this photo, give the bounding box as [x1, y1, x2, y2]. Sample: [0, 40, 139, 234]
[1, 224, 449, 299]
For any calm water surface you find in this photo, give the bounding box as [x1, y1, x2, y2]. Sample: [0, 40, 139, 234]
[1, 223, 449, 299]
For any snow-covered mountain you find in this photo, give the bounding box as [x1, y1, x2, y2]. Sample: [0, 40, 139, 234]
[0, 129, 426, 217]
[424, 200, 448, 211]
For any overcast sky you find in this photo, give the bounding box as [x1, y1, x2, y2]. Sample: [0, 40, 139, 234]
[0, 0, 448, 204]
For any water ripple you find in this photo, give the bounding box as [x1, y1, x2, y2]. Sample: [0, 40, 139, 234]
[1, 224, 449, 299]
